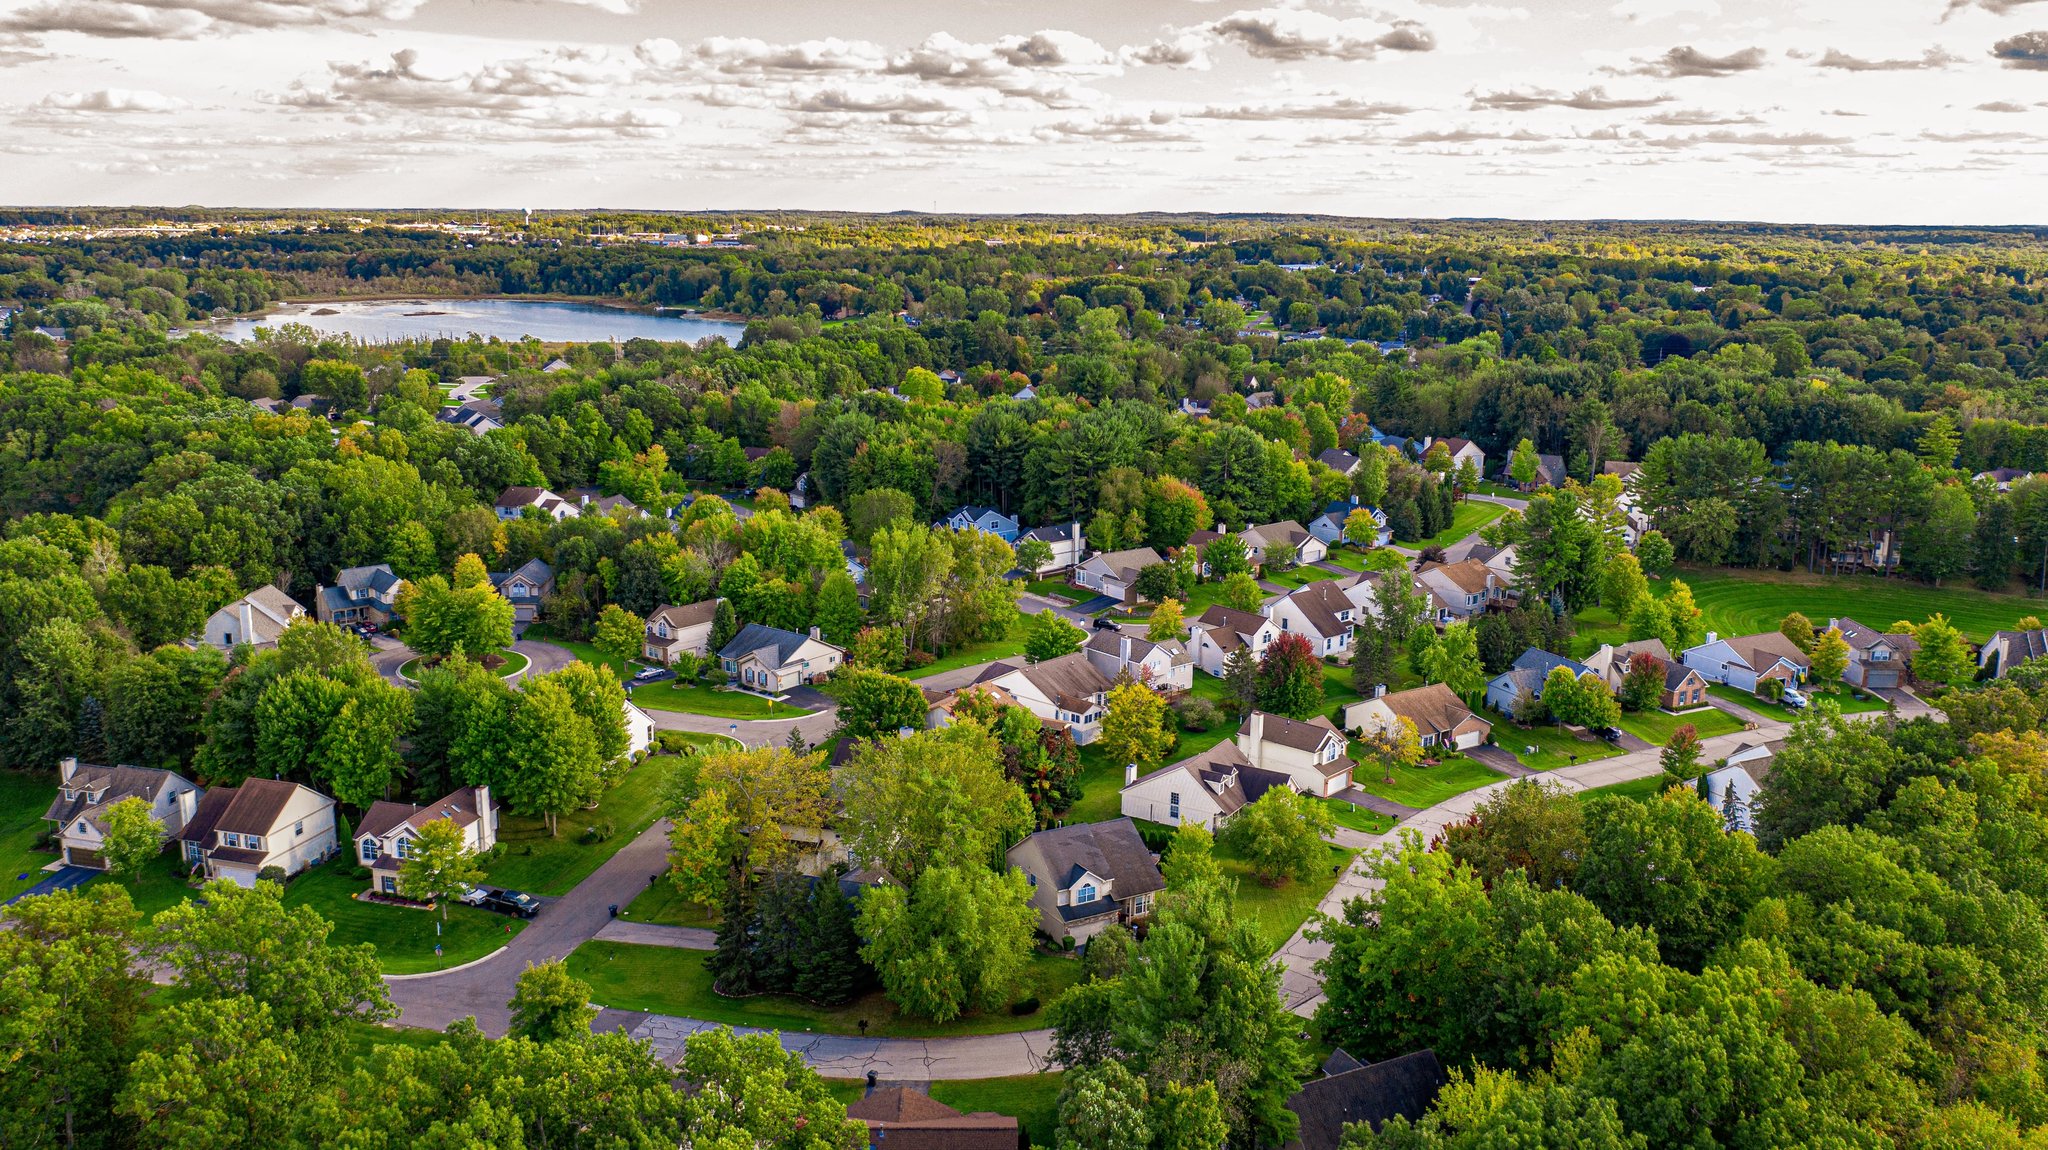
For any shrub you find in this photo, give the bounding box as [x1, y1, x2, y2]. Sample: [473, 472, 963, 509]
[1010, 996, 1041, 1016]
[257, 865, 289, 886]
[583, 820, 615, 844]
[1173, 695, 1220, 731]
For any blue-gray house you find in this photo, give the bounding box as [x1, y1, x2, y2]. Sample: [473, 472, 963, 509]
[1484, 648, 1592, 717]
[938, 505, 1021, 543]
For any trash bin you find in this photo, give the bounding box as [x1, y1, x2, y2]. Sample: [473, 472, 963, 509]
[608, 903, 619, 919]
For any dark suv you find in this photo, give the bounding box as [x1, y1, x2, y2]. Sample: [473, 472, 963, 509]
[477, 888, 541, 919]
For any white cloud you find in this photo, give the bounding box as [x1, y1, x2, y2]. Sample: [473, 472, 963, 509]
[1, 0, 421, 38]
[1608, 0, 1720, 21]
[38, 86, 186, 111]
[1201, 8, 1436, 62]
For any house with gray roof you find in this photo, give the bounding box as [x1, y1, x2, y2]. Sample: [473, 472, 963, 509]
[643, 599, 721, 664]
[1186, 604, 1279, 677]
[355, 785, 497, 898]
[435, 402, 502, 436]
[1827, 616, 1917, 690]
[1072, 546, 1166, 605]
[1485, 648, 1594, 717]
[1983, 627, 2048, 679]
[1265, 579, 1358, 660]
[1084, 627, 1194, 692]
[316, 563, 404, 628]
[717, 623, 845, 693]
[488, 558, 554, 624]
[936, 505, 1021, 542]
[1005, 817, 1165, 946]
[44, 756, 200, 870]
[1121, 740, 1293, 832]
[1317, 448, 1362, 476]
[1285, 1048, 1447, 1150]
[196, 585, 305, 652]
[1238, 710, 1354, 798]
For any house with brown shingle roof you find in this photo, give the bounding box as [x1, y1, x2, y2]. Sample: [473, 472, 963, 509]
[177, 777, 339, 886]
[354, 786, 497, 898]
[1266, 579, 1358, 660]
[1084, 627, 1194, 692]
[1415, 558, 1506, 621]
[196, 584, 305, 652]
[985, 652, 1115, 744]
[1343, 683, 1491, 751]
[1006, 817, 1165, 946]
[846, 1087, 1018, 1150]
[1186, 604, 1279, 677]
[1238, 710, 1354, 798]
[1827, 616, 1917, 690]
[1072, 546, 1166, 604]
[43, 757, 200, 870]
[1242, 520, 1328, 568]
[642, 599, 721, 664]
[1680, 631, 1811, 695]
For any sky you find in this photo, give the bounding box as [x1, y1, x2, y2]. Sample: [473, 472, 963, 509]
[1, 0, 2045, 222]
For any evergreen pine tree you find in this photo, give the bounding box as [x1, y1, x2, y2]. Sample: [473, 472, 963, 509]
[1222, 645, 1259, 713]
[710, 598, 740, 652]
[75, 694, 107, 762]
[707, 862, 757, 995]
[795, 872, 868, 1006]
[751, 869, 807, 995]
[785, 726, 810, 753]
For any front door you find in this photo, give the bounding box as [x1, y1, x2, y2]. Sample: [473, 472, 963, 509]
[381, 876, 396, 894]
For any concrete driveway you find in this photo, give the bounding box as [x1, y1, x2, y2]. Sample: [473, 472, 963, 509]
[1465, 744, 1536, 778]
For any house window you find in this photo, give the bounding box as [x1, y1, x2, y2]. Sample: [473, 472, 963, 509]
[295, 821, 304, 837]
[1169, 792, 1180, 819]
[1130, 893, 1152, 916]
[86, 792, 97, 805]
[246, 835, 263, 851]
[76, 820, 87, 833]
[381, 877, 396, 894]
[361, 839, 378, 861]
[1077, 883, 1097, 904]
[222, 833, 240, 848]
[395, 838, 409, 859]
[1871, 649, 1889, 662]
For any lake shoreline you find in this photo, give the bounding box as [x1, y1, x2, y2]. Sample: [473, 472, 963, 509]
[194, 297, 750, 345]
[262, 293, 752, 322]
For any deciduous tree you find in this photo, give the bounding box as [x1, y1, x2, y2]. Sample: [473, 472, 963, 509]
[507, 960, 596, 1043]
[1257, 632, 1323, 719]
[1101, 681, 1177, 770]
[1223, 786, 1336, 884]
[398, 817, 483, 921]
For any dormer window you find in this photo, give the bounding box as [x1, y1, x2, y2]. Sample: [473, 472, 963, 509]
[1077, 883, 1098, 904]
[246, 835, 263, 851]
[361, 839, 378, 861]
[222, 833, 240, 848]
[85, 791, 97, 805]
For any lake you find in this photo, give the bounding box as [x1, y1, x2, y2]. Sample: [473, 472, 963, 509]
[204, 298, 747, 345]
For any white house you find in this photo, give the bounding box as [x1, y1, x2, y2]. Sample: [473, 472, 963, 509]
[1017, 522, 1087, 574]
[718, 624, 845, 693]
[1317, 449, 1362, 477]
[1237, 710, 1354, 798]
[1265, 580, 1358, 660]
[1344, 683, 1492, 751]
[177, 777, 339, 887]
[643, 599, 721, 664]
[1431, 436, 1486, 475]
[1185, 605, 1279, 677]
[1071, 547, 1165, 604]
[494, 485, 577, 521]
[1083, 628, 1195, 692]
[1680, 632, 1810, 695]
[624, 699, 655, 758]
[984, 653, 1114, 744]
[42, 757, 200, 870]
[841, 540, 868, 585]
[1308, 500, 1389, 548]
[355, 785, 499, 898]
[1693, 764, 1763, 833]
[1005, 818, 1165, 947]
[197, 585, 305, 653]
[1415, 560, 1507, 622]
[1120, 741, 1294, 832]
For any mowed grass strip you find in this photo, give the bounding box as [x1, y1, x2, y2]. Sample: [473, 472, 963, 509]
[1658, 566, 2040, 644]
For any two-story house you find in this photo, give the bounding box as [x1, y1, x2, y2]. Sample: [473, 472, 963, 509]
[315, 563, 405, 628]
[494, 485, 577, 521]
[177, 777, 339, 887]
[1083, 629, 1194, 692]
[42, 757, 200, 870]
[1242, 521, 1328, 568]
[1120, 742, 1294, 832]
[718, 623, 845, 692]
[1316, 448, 1362, 477]
[1071, 547, 1165, 604]
[1680, 631, 1810, 695]
[937, 505, 1021, 543]
[1827, 617, 1918, 690]
[488, 558, 554, 624]
[1343, 683, 1491, 751]
[1006, 818, 1166, 947]
[1982, 627, 2048, 679]
[1415, 559, 1506, 622]
[1580, 639, 1673, 693]
[1016, 521, 1087, 574]
[1431, 436, 1486, 475]
[1185, 605, 1279, 677]
[984, 653, 1114, 744]
[1484, 649, 1596, 717]
[1237, 710, 1354, 798]
[643, 599, 721, 664]
[1308, 499, 1390, 548]
[354, 785, 498, 898]
[197, 585, 305, 653]
[1265, 580, 1358, 660]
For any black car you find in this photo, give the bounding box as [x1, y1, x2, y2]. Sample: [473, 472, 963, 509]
[1598, 726, 1625, 743]
[477, 888, 540, 919]
[1092, 618, 1121, 631]
[632, 666, 676, 684]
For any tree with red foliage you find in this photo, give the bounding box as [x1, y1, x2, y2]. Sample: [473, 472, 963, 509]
[1256, 632, 1323, 720]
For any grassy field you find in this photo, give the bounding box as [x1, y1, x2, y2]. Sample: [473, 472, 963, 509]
[1498, 723, 1626, 771]
[1315, 796, 1395, 834]
[623, 877, 718, 928]
[484, 751, 686, 896]
[545, 632, 814, 718]
[1659, 566, 2040, 644]
[1024, 579, 1076, 601]
[398, 648, 529, 680]
[566, 942, 1085, 1038]
[1617, 706, 1746, 746]
[1706, 683, 1887, 724]
[1265, 566, 1342, 590]
[1321, 548, 1373, 572]
[1396, 500, 1508, 550]
[1215, 838, 1356, 949]
[905, 618, 1028, 679]
[1350, 751, 1505, 809]
[931, 1075, 1064, 1146]
[1575, 775, 1671, 803]
[0, 772, 57, 904]
[1569, 606, 1631, 660]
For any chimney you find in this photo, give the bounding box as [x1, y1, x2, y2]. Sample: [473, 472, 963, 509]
[1705, 631, 1718, 645]
[809, 626, 823, 641]
[475, 785, 494, 849]
[1125, 762, 1138, 786]
[60, 756, 78, 783]
[1374, 683, 1387, 698]
[238, 601, 255, 645]
[177, 786, 198, 829]
[1119, 634, 1131, 663]
[1249, 711, 1265, 748]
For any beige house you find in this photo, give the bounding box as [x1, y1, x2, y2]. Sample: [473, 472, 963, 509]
[718, 623, 845, 693]
[1242, 521, 1328, 568]
[1238, 710, 1354, 798]
[1432, 436, 1487, 475]
[984, 653, 1114, 744]
[1265, 580, 1357, 660]
[197, 585, 305, 652]
[355, 786, 498, 898]
[1185, 605, 1279, 677]
[1581, 639, 1674, 693]
[1344, 684, 1492, 751]
[177, 777, 339, 886]
[1120, 741, 1294, 831]
[1072, 546, 1166, 604]
[1415, 559, 1507, 622]
[42, 757, 200, 870]
[1005, 818, 1165, 947]
[1083, 628, 1194, 692]
[643, 599, 721, 664]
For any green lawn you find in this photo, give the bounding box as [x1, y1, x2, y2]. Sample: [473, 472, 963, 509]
[398, 648, 528, 680]
[547, 633, 814, 718]
[565, 941, 1085, 1038]
[1617, 706, 1745, 746]
[1025, 579, 1076, 601]
[622, 876, 718, 928]
[1215, 838, 1357, 949]
[1264, 566, 1341, 590]
[0, 772, 58, 904]
[1660, 566, 2040, 644]
[1315, 795, 1395, 834]
[1569, 606, 1631, 660]
[932, 1075, 1065, 1146]
[906, 618, 1028, 679]
[483, 752, 684, 896]
[340, 1020, 449, 1072]
[1575, 775, 1671, 803]
[1706, 683, 1886, 724]
[1497, 723, 1626, 772]
[1350, 751, 1506, 809]
[1395, 500, 1508, 550]
[1320, 548, 1373, 572]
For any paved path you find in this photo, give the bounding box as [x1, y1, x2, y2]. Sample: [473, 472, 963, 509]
[617, 1012, 1059, 1080]
[1467, 493, 1530, 511]
[594, 920, 715, 949]
[1465, 744, 1537, 778]
[1334, 786, 1419, 820]
[512, 637, 576, 679]
[4, 864, 94, 905]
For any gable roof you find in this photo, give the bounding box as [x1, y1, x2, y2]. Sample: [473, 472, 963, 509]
[1666, 660, 1705, 690]
[1019, 521, 1080, 544]
[844, 1088, 1017, 1150]
[1992, 628, 2048, 667]
[1437, 436, 1476, 456]
[717, 622, 839, 668]
[1371, 683, 1484, 739]
[1275, 579, 1355, 639]
[1125, 740, 1292, 817]
[648, 599, 720, 630]
[1192, 604, 1273, 653]
[1012, 652, 1114, 712]
[334, 564, 403, 597]
[1317, 448, 1361, 473]
[1080, 546, 1165, 582]
[1084, 628, 1192, 669]
[1285, 1049, 1448, 1150]
[357, 785, 491, 842]
[213, 777, 320, 837]
[1419, 558, 1494, 596]
[1715, 631, 1812, 672]
[44, 764, 189, 832]
[1830, 617, 1918, 655]
[1008, 818, 1165, 904]
[1242, 710, 1345, 753]
[214, 585, 304, 645]
[490, 557, 554, 590]
[1245, 521, 1311, 550]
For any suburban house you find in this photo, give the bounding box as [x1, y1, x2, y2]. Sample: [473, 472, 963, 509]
[494, 485, 578, 521]
[840, 540, 867, 585]
[488, 558, 554, 624]
[355, 785, 498, 897]
[43, 757, 201, 870]
[1982, 627, 2048, 678]
[937, 505, 1021, 542]
[717, 623, 845, 693]
[1072, 546, 1165, 604]
[1431, 436, 1486, 475]
[845, 1087, 1017, 1150]
[1286, 1048, 1448, 1150]
[984, 653, 1114, 743]
[198, 585, 306, 652]
[1317, 448, 1362, 476]
[315, 563, 405, 628]
[1662, 662, 1710, 710]
[1005, 817, 1166, 947]
[1726, 738, 1782, 777]
[435, 402, 502, 436]
[642, 599, 721, 664]
[1441, 539, 1518, 585]
[1308, 499, 1389, 547]
[1827, 617, 1917, 690]
[1829, 530, 1903, 574]
[1415, 559, 1508, 622]
[1238, 710, 1354, 798]
[1178, 395, 1210, 417]
[1581, 639, 1674, 693]
[566, 489, 649, 519]
[1083, 628, 1195, 692]
[1265, 580, 1359, 660]
[1680, 632, 1811, 695]
[1016, 521, 1087, 573]
[1977, 467, 2034, 492]
[177, 778, 339, 886]
[1694, 764, 1764, 834]
[788, 472, 812, 509]
[1120, 741, 1293, 831]
[1484, 648, 1597, 717]
[623, 699, 654, 758]
[1343, 683, 1492, 750]
[1242, 521, 1328, 568]
[925, 680, 1030, 731]
[1503, 448, 1567, 489]
[1186, 604, 1279, 677]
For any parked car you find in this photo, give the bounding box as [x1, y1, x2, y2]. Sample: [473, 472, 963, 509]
[1598, 726, 1624, 743]
[1781, 687, 1808, 710]
[632, 666, 676, 684]
[1093, 618, 1121, 631]
[457, 883, 487, 907]
[477, 888, 540, 919]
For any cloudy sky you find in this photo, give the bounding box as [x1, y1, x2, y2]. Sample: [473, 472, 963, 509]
[1, 0, 2045, 221]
